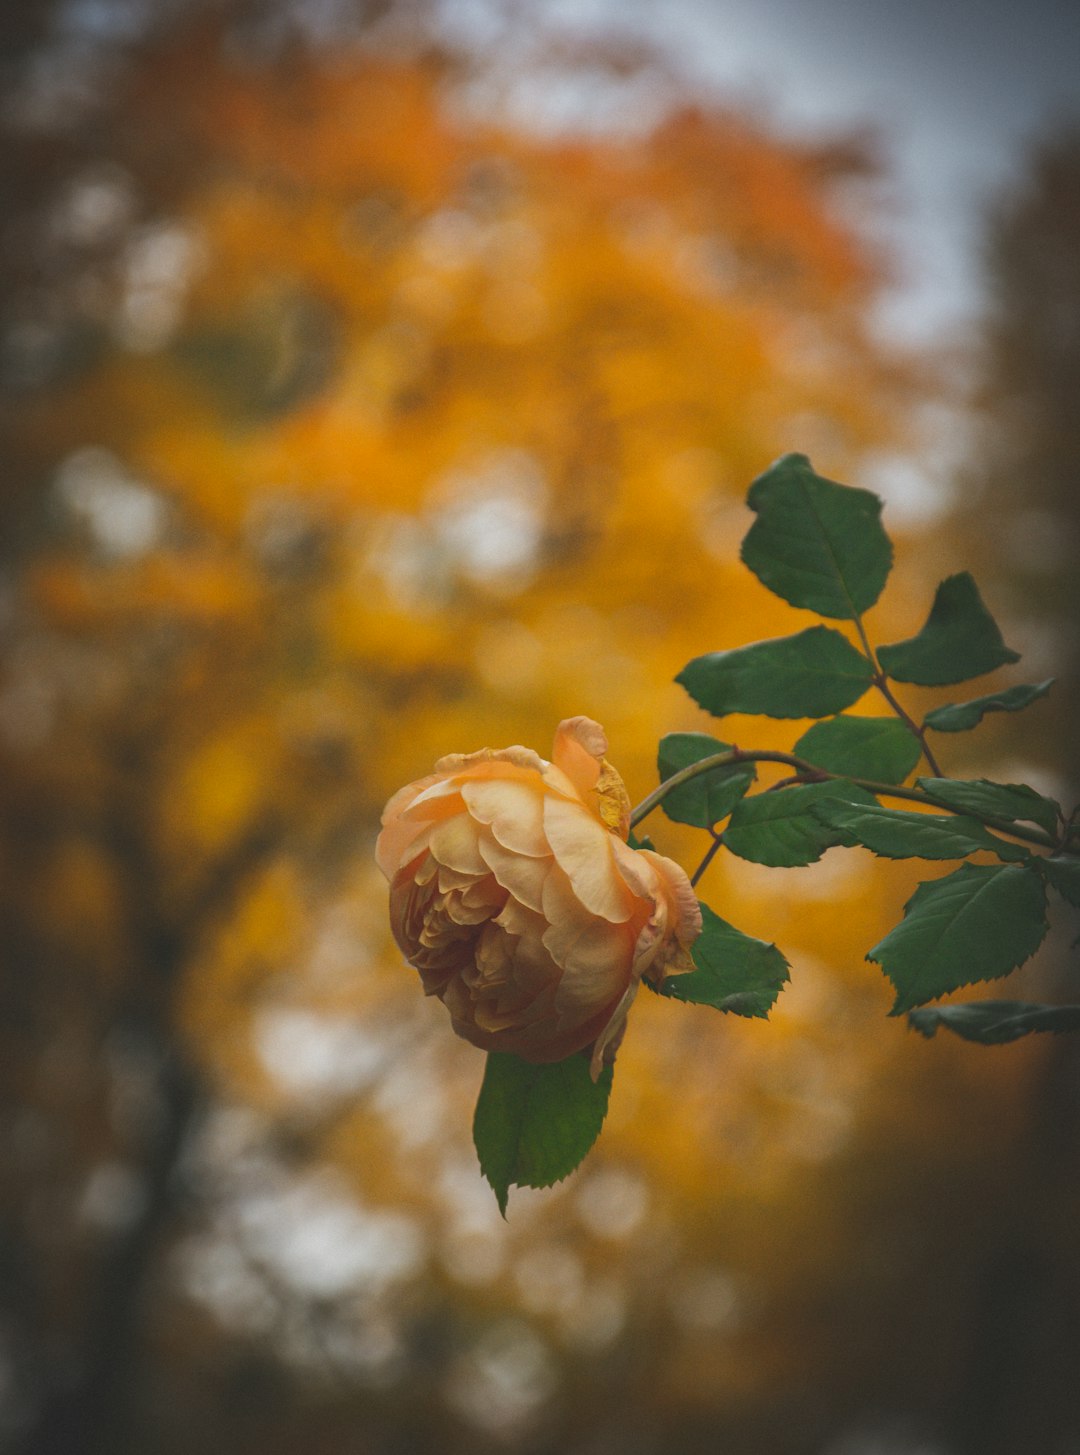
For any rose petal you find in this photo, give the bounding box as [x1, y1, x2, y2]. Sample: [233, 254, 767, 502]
[477, 830, 548, 913]
[375, 815, 432, 882]
[495, 896, 547, 940]
[542, 904, 625, 986]
[428, 815, 486, 876]
[551, 716, 606, 799]
[542, 795, 634, 923]
[502, 929, 557, 1000]
[379, 774, 441, 827]
[460, 777, 547, 856]
[404, 777, 465, 813]
[553, 922, 633, 1025]
[610, 835, 658, 901]
[435, 744, 546, 775]
[638, 848, 703, 945]
[442, 889, 497, 927]
[589, 979, 640, 1081]
[540, 860, 594, 935]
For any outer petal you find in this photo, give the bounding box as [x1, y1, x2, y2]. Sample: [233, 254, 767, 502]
[460, 777, 547, 856]
[542, 795, 635, 923]
[551, 716, 631, 835]
[435, 744, 546, 775]
[636, 848, 702, 982]
[375, 772, 447, 880]
[553, 921, 634, 1027]
[589, 979, 640, 1081]
[552, 716, 606, 798]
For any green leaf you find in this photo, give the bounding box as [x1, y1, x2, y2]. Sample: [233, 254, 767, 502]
[627, 830, 656, 852]
[811, 800, 1029, 862]
[868, 862, 1049, 1014]
[876, 573, 1020, 686]
[656, 733, 755, 828]
[924, 679, 1055, 733]
[660, 903, 789, 1017]
[473, 1052, 613, 1216]
[677, 627, 874, 719]
[909, 1001, 1080, 1044]
[740, 453, 893, 619]
[1041, 854, 1080, 907]
[794, 715, 921, 784]
[723, 780, 876, 867]
[917, 777, 1061, 837]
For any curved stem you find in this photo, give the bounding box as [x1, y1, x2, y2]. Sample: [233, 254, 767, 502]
[849, 609, 944, 778]
[873, 671, 944, 777]
[630, 747, 1065, 853]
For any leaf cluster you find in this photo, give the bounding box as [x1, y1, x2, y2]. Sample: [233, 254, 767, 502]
[474, 454, 1078, 1209]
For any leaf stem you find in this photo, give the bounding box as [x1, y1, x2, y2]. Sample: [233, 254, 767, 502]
[690, 834, 724, 887]
[848, 608, 944, 778]
[873, 671, 944, 777]
[630, 748, 1065, 853]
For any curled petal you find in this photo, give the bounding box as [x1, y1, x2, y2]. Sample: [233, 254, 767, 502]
[636, 848, 702, 982]
[460, 777, 547, 856]
[435, 744, 546, 775]
[552, 716, 607, 798]
[552, 716, 631, 835]
[638, 849, 703, 944]
[589, 980, 639, 1081]
[428, 815, 487, 876]
[478, 831, 548, 913]
[374, 773, 445, 879]
[542, 795, 634, 923]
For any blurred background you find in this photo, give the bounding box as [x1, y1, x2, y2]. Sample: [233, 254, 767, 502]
[2, 2, 1079, 1452]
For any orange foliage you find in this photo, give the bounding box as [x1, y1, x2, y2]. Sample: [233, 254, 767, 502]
[2, 28, 1050, 1455]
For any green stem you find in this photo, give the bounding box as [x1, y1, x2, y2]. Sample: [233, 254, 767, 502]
[849, 609, 944, 778]
[630, 748, 1066, 853]
[690, 834, 724, 888]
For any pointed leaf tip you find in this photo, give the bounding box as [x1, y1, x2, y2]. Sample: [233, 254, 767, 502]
[868, 862, 1049, 1014]
[924, 679, 1054, 733]
[877, 573, 1019, 686]
[909, 1001, 1080, 1044]
[677, 627, 874, 720]
[473, 1052, 613, 1213]
[741, 454, 893, 619]
[660, 902, 789, 1017]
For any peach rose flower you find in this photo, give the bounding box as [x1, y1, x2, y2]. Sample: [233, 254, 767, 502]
[376, 716, 701, 1079]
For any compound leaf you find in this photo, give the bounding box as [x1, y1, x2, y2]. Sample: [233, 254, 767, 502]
[723, 780, 876, 867]
[1041, 854, 1080, 908]
[812, 800, 1029, 862]
[918, 777, 1061, 838]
